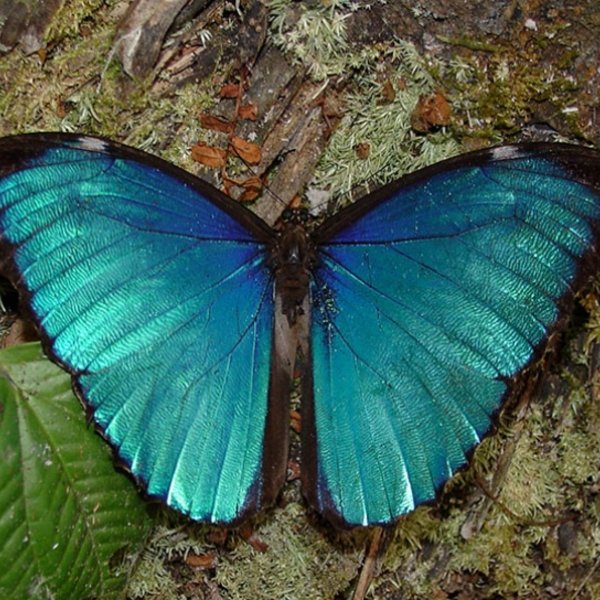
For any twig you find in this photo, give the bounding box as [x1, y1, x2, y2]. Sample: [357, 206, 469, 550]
[352, 527, 385, 600]
[569, 555, 600, 599]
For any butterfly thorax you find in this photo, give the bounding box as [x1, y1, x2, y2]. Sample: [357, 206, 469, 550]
[272, 208, 315, 325]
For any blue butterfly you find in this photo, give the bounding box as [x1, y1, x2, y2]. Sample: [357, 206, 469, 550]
[0, 133, 599, 527]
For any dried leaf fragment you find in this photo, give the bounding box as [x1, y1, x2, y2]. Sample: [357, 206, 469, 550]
[238, 176, 263, 202]
[354, 143, 370, 160]
[411, 92, 452, 132]
[238, 103, 258, 120]
[239, 523, 269, 553]
[199, 113, 234, 134]
[185, 552, 217, 569]
[229, 136, 261, 164]
[289, 195, 303, 210]
[290, 409, 302, 434]
[220, 83, 240, 98]
[222, 178, 234, 196]
[191, 143, 227, 168]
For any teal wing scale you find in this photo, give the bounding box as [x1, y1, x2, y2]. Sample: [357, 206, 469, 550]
[306, 146, 600, 526]
[0, 134, 277, 523]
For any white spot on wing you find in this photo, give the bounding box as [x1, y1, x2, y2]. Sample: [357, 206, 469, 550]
[75, 136, 110, 152]
[489, 145, 527, 161]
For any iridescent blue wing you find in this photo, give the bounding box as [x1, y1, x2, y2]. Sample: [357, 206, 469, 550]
[0, 133, 285, 524]
[304, 144, 600, 527]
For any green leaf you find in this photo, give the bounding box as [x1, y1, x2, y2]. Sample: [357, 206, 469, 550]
[0, 342, 152, 599]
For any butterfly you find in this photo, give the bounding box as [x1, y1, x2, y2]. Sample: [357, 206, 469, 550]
[0, 133, 599, 528]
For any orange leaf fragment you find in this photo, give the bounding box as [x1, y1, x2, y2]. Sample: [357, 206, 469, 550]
[191, 143, 227, 168]
[289, 195, 302, 210]
[199, 112, 234, 134]
[238, 175, 263, 202]
[222, 178, 234, 196]
[354, 142, 370, 160]
[238, 103, 258, 120]
[239, 189, 261, 202]
[185, 552, 217, 569]
[239, 523, 269, 553]
[410, 92, 452, 132]
[220, 82, 240, 98]
[229, 136, 261, 164]
[241, 175, 263, 189]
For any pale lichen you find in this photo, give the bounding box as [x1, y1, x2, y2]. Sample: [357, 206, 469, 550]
[313, 40, 459, 207]
[215, 503, 359, 600]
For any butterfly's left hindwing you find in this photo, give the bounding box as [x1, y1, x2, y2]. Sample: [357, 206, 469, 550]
[306, 145, 600, 527]
[0, 134, 277, 524]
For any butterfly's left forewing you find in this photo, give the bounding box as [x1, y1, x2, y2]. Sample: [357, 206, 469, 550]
[305, 145, 600, 527]
[0, 134, 281, 524]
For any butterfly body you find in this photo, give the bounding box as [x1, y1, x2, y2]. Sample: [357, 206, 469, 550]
[1, 133, 599, 527]
[271, 208, 315, 325]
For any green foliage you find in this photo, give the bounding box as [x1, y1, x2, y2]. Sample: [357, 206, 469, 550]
[0, 342, 152, 600]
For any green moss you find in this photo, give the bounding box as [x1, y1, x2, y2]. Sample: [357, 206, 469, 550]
[216, 504, 359, 600]
[128, 522, 212, 599]
[440, 41, 584, 142]
[46, 0, 115, 42]
[0, 5, 215, 169]
[268, 2, 462, 206]
[436, 35, 503, 54]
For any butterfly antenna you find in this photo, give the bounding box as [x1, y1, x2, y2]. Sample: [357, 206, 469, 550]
[226, 139, 291, 208]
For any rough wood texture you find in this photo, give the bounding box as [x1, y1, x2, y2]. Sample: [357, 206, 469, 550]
[113, 0, 195, 78]
[121, 0, 268, 82]
[0, 0, 63, 53]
